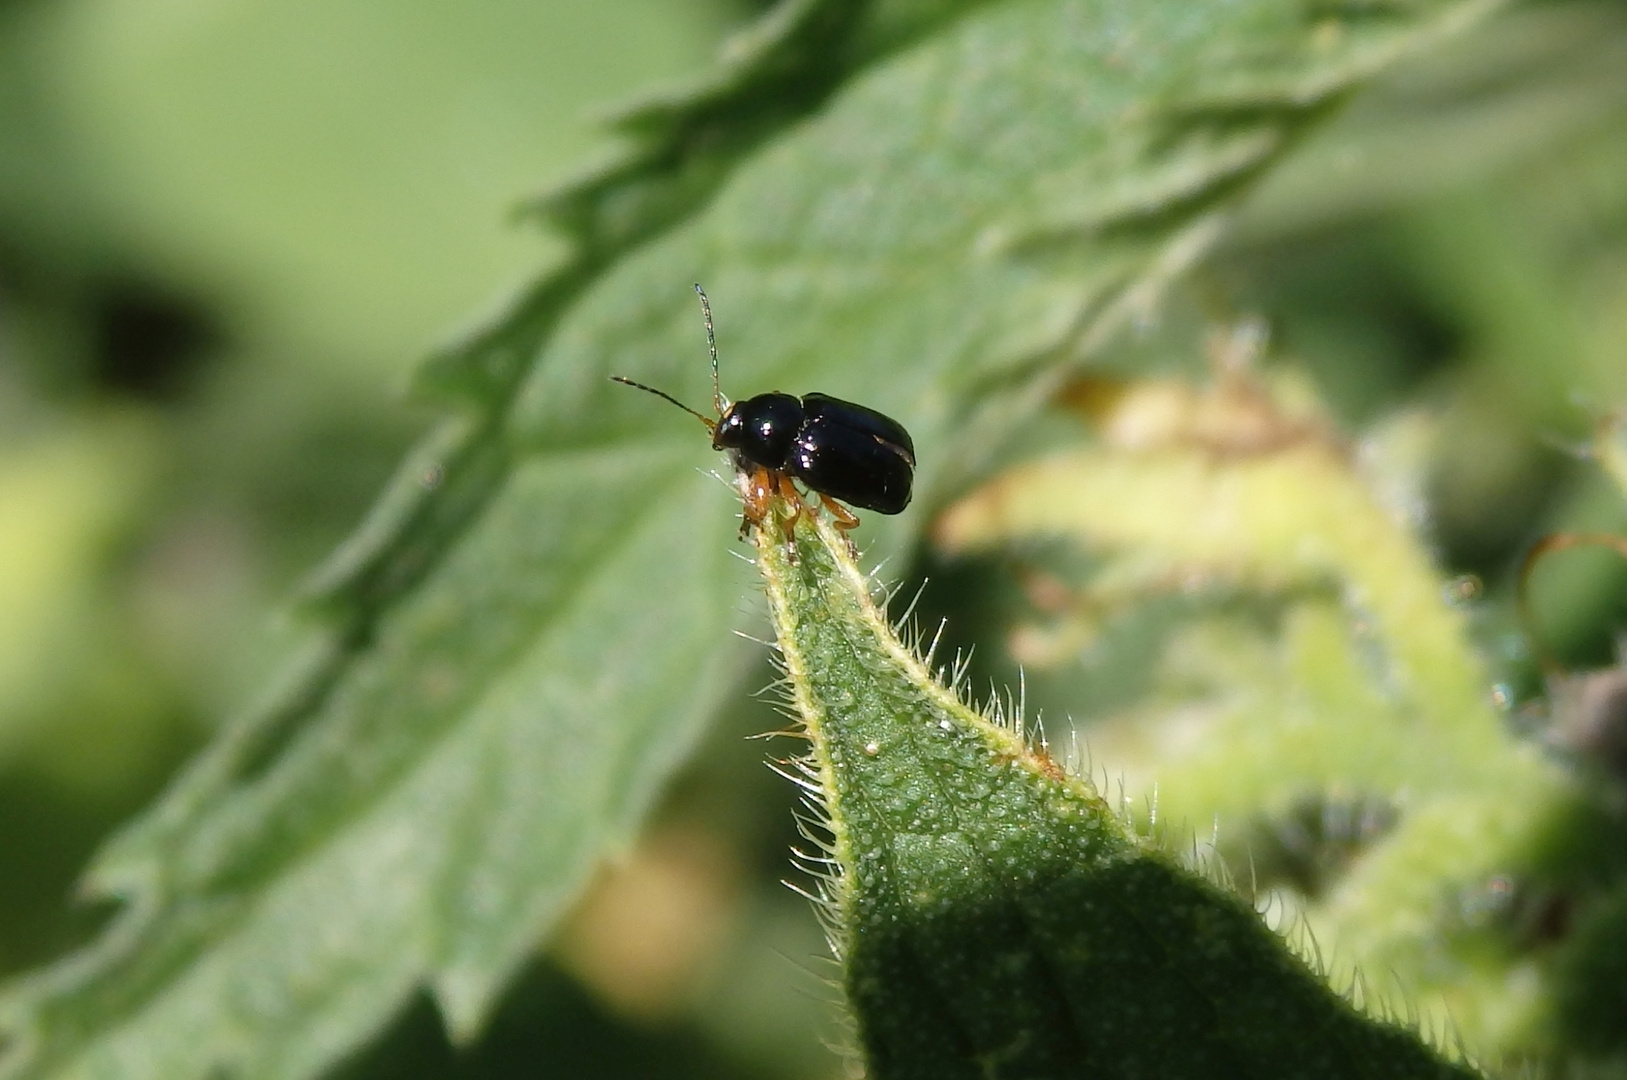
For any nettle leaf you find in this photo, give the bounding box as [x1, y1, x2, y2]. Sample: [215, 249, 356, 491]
[754, 507, 1485, 1079]
[934, 368, 1565, 1047]
[0, 0, 1502, 1078]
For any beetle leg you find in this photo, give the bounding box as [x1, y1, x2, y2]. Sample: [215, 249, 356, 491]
[737, 465, 775, 539]
[819, 493, 861, 531]
[776, 472, 804, 521]
[766, 471, 804, 562]
[772, 472, 810, 561]
[816, 494, 861, 558]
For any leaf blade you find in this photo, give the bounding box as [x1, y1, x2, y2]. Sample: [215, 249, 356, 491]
[756, 506, 1485, 1079]
[0, 0, 1505, 1076]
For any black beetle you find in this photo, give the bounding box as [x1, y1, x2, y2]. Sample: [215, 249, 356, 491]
[612, 286, 915, 530]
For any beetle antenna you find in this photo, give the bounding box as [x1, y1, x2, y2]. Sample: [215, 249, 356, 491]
[609, 376, 717, 432]
[694, 283, 725, 414]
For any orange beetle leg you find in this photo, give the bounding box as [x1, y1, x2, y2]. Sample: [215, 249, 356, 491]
[819, 493, 861, 531]
[771, 471, 805, 529]
[737, 465, 776, 539]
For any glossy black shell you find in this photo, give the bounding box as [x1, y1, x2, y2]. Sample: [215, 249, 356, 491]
[712, 391, 802, 467]
[713, 391, 915, 514]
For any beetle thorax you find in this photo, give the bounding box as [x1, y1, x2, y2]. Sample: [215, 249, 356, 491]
[712, 392, 803, 470]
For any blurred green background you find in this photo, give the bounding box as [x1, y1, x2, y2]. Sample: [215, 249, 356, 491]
[0, 1, 836, 1076]
[4, 0, 1627, 1076]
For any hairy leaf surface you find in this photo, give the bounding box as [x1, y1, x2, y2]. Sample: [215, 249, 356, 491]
[755, 507, 1485, 1079]
[0, 0, 1500, 1077]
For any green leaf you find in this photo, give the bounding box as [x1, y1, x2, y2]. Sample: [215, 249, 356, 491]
[753, 505, 1484, 1079]
[934, 366, 1566, 1049]
[1600, 413, 1627, 503]
[0, 0, 1504, 1077]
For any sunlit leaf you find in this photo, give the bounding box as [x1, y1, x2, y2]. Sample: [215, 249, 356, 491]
[0, 0, 1501, 1077]
[934, 365, 1565, 1049]
[755, 504, 1484, 1079]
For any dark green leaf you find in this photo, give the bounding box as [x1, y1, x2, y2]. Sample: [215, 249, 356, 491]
[754, 507, 1485, 1079]
[0, 0, 1502, 1077]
